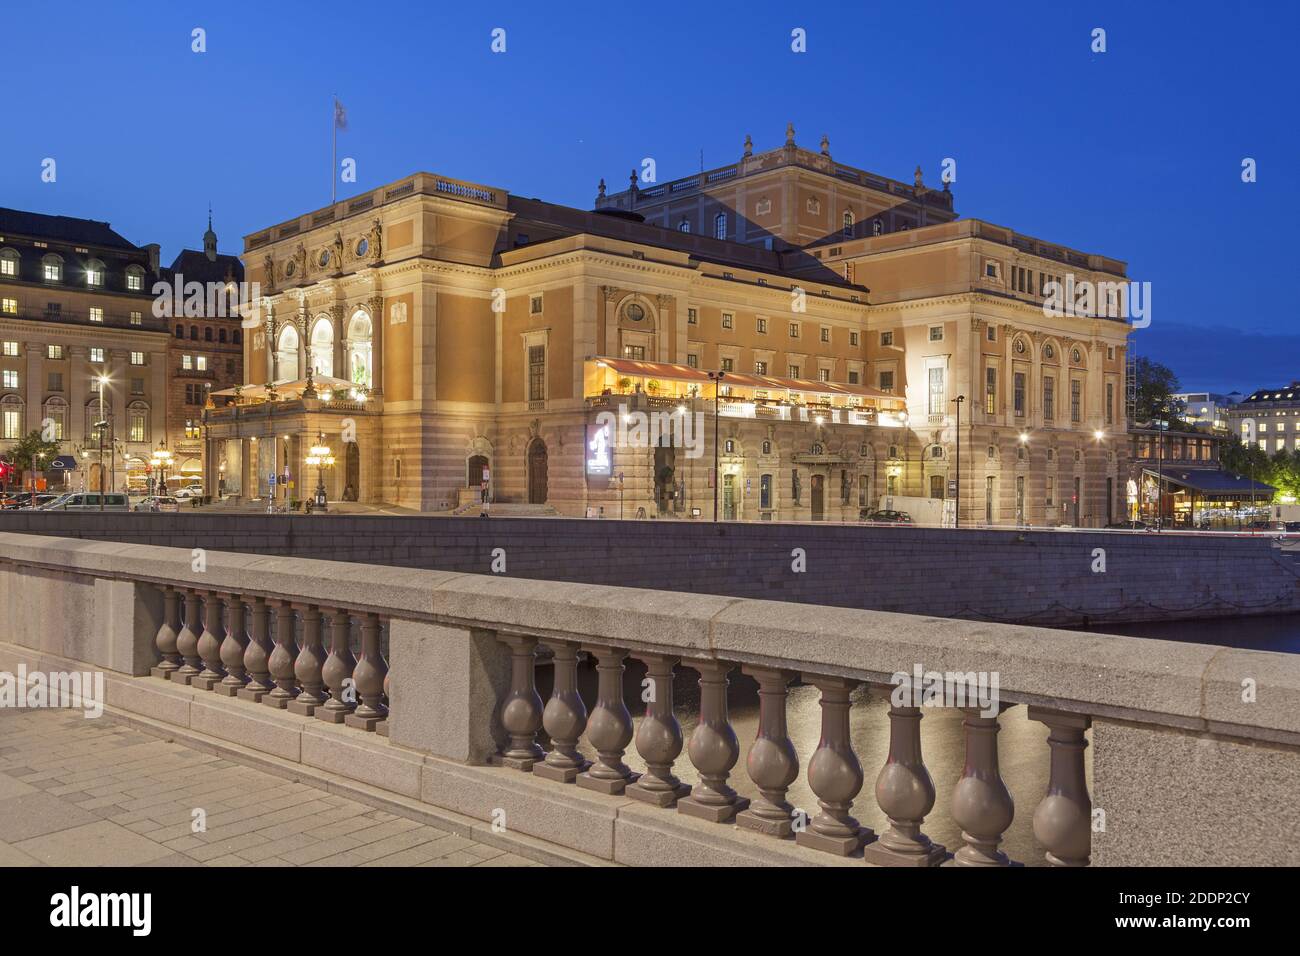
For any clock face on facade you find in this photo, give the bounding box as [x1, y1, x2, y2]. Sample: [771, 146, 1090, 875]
[625, 303, 645, 322]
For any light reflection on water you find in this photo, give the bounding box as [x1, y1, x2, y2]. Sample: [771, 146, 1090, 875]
[538, 660, 1072, 867]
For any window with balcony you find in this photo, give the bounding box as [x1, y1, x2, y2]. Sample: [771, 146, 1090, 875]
[927, 367, 945, 415]
[879, 370, 894, 393]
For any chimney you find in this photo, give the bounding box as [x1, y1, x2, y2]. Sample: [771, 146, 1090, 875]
[142, 242, 161, 275]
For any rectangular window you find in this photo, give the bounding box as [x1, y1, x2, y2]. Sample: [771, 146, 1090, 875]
[849, 331, 859, 347]
[721, 357, 734, 372]
[182, 354, 193, 369]
[0, 298, 15, 315]
[196, 355, 207, 371]
[928, 366, 945, 415]
[760, 474, 772, 509]
[985, 367, 997, 414]
[48, 372, 63, 392]
[686, 353, 698, 368]
[47, 407, 65, 439]
[43, 263, 60, 281]
[2, 408, 20, 439]
[756, 317, 767, 334]
[848, 370, 859, 384]
[529, 294, 543, 315]
[2, 370, 18, 389]
[622, 344, 645, 360]
[687, 308, 698, 325]
[820, 327, 830, 343]
[130, 351, 144, 366]
[789, 322, 800, 338]
[129, 409, 146, 443]
[129, 311, 142, 326]
[721, 312, 733, 329]
[0, 258, 14, 277]
[819, 368, 831, 382]
[1070, 379, 1081, 423]
[788, 365, 800, 378]
[1106, 382, 1114, 425]
[89, 307, 104, 323]
[130, 377, 144, 395]
[928, 326, 943, 342]
[87, 267, 102, 287]
[930, 475, 944, 499]
[126, 273, 142, 291]
[1014, 372, 1025, 416]
[2, 341, 17, 356]
[754, 361, 768, 375]
[46, 302, 61, 317]
[1046, 476, 1054, 506]
[47, 344, 63, 359]
[879, 370, 894, 393]
[987, 325, 996, 342]
[528, 345, 546, 402]
[880, 331, 893, 347]
[1043, 376, 1055, 421]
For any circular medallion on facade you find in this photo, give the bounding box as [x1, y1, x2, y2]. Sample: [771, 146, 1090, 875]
[1044, 344, 1055, 359]
[1014, 338, 1026, 354]
[284, 260, 296, 277]
[625, 302, 645, 322]
[319, 250, 330, 268]
[1071, 347, 1082, 364]
[356, 237, 369, 257]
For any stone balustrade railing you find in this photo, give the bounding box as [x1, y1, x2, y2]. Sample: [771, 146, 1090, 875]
[0, 531, 1296, 867]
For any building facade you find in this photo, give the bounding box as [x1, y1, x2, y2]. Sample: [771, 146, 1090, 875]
[0, 208, 169, 493]
[1227, 383, 1300, 455]
[212, 129, 1134, 524]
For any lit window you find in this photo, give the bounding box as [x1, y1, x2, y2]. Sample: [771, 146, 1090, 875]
[2, 341, 17, 356]
[789, 365, 800, 378]
[129, 311, 142, 326]
[89, 307, 104, 323]
[1, 298, 15, 314]
[43, 262, 60, 281]
[755, 361, 768, 375]
[0, 251, 16, 276]
[130, 352, 144, 366]
[196, 355, 207, 371]
[90, 348, 105, 363]
[47, 345, 63, 359]
[126, 271, 143, 291]
[2, 370, 18, 389]
[86, 267, 103, 287]
[182, 354, 193, 369]
[678, 219, 691, 233]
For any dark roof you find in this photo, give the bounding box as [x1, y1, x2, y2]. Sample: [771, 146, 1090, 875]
[165, 249, 245, 284]
[0, 207, 139, 250]
[1242, 385, 1300, 403]
[1144, 467, 1276, 495]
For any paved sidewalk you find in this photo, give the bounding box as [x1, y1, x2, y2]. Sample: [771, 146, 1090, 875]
[0, 708, 542, 867]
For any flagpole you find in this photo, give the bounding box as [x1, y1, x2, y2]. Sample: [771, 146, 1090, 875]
[331, 95, 337, 205]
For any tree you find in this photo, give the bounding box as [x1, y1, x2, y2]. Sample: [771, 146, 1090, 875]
[1132, 356, 1184, 425]
[7, 430, 60, 476]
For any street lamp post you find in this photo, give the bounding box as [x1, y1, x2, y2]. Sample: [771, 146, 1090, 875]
[951, 395, 965, 528]
[151, 439, 173, 502]
[1018, 432, 1029, 526]
[708, 370, 726, 522]
[1154, 402, 1165, 532]
[305, 431, 335, 513]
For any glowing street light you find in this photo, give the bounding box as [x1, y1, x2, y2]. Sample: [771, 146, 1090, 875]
[304, 431, 335, 512]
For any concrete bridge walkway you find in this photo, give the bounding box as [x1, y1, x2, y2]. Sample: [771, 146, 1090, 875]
[0, 708, 543, 868]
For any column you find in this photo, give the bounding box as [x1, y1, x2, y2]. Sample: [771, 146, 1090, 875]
[368, 293, 384, 396]
[191, 591, 226, 690]
[796, 674, 871, 855]
[171, 589, 203, 684]
[262, 600, 299, 709]
[627, 653, 690, 807]
[238, 596, 275, 702]
[288, 603, 326, 716]
[497, 634, 544, 770]
[736, 666, 799, 837]
[678, 660, 748, 823]
[533, 641, 589, 783]
[576, 645, 637, 794]
[1029, 707, 1092, 867]
[345, 613, 387, 730]
[215, 593, 249, 697]
[862, 687, 946, 866]
[951, 706, 1016, 866]
[150, 586, 182, 678]
[317, 607, 357, 723]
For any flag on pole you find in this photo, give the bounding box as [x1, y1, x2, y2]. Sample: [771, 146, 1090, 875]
[334, 98, 348, 131]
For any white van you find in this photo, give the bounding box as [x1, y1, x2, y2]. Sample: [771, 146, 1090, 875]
[42, 492, 131, 512]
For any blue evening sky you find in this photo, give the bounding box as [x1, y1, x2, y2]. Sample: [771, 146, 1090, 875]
[3, 0, 1296, 394]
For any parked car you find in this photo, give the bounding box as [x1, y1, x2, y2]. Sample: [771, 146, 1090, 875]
[133, 496, 180, 513]
[1, 492, 57, 509]
[863, 509, 914, 524]
[1105, 520, 1151, 530]
[1284, 521, 1300, 533]
[173, 486, 203, 500]
[39, 492, 131, 512]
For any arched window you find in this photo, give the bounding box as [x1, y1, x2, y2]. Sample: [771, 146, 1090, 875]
[127, 401, 150, 443]
[85, 258, 105, 288]
[218, 328, 227, 344]
[713, 213, 727, 240]
[872, 218, 883, 237]
[85, 399, 112, 438]
[204, 327, 213, 342]
[1, 395, 24, 440]
[43, 397, 67, 440]
[233, 329, 242, 345]
[346, 310, 372, 389]
[309, 316, 334, 378]
[0, 247, 20, 278]
[189, 325, 198, 340]
[275, 324, 300, 381]
[175, 324, 183, 338]
[125, 265, 145, 291]
[678, 219, 691, 233]
[842, 211, 854, 237]
[41, 253, 63, 283]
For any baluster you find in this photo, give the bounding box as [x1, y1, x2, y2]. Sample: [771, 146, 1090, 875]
[374, 665, 391, 737]
[497, 634, 544, 770]
[346, 613, 388, 731]
[239, 597, 275, 703]
[796, 675, 872, 855]
[736, 666, 798, 836]
[862, 687, 946, 866]
[1029, 707, 1092, 867]
[192, 592, 226, 690]
[262, 600, 299, 709]
[288, 603, 326, 716]
[317, 608, 356, 723]
[533, 641, 589, 783]
[216, 594, 249, 697]
[951, 706, 1016, 867]
[678, 660, 748, 822]
[576, 646, 638, 794]
[151, 586, 182, 678]
[172, 589, 203, 684]
[627, 653, 690, 806]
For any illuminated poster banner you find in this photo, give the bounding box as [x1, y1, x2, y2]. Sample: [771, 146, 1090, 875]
[586, 421, 612, 476]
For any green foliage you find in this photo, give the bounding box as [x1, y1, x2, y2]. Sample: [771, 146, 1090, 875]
[1220, 436, 1300, 501]
[1132, 357, 1184, 425]
[6, 430, 61, 474]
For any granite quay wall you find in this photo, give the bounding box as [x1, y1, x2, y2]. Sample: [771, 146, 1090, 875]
[1, 532, 1298, 867]
[1, 513, 1296, 626]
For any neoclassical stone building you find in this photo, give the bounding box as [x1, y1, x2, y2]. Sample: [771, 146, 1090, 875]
[213, 128, 1132, 525]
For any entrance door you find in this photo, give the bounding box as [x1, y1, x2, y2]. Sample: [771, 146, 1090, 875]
[527, 440, 548, 504]
[1073, 476, 1082, 526]
[467, 454, 488, 488]
[654, 444, 675, 514]
[810, 474, 825, 520]
[1106, 477, 1114, 525]
[722, 473, 737, 520]
[345, 443, 360, 500]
